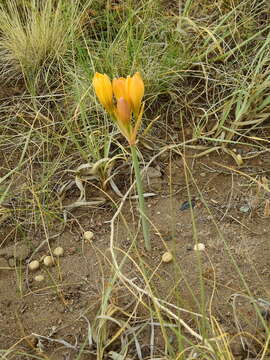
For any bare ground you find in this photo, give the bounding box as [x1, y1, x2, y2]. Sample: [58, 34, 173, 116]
[1, 144, 270, 359]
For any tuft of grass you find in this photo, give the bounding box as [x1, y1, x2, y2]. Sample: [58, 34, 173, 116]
[0, 0, 89, 92]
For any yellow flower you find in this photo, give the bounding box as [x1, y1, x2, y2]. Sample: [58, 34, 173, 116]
[92, 73, 113, 113]
[126, 72, 144, 116]
[112, 77, 127, 100]
[92, 72, 145, 146]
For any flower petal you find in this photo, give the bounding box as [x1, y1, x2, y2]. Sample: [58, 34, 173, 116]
[127, 72, 144, 116]
[92, 73, 113, 112]
[112, 77, 126, 100]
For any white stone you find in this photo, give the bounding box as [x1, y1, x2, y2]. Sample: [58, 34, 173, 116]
[83, 231, 94, 241]
[162, 252, 173, 263]
[28, 260, 40, 271]
[43, 255, 54, 267]
[53, 247, 64, 257]
[34, 275, 44, 282]
[193, 243, 205, 251]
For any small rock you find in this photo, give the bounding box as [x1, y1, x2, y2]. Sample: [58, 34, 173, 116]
[34, 274, 44, 282]
[186, 244, 193, 251]
[83, 231, 94, 241]
[239, 204, 250, 213]
[28, 260, 40, 271]
[53, 247, 64, 257]
[43, 256, 54, 267]
[193, 243, 205, 251]
[180, 198, 196, 211]
[162, 252, 173, 263]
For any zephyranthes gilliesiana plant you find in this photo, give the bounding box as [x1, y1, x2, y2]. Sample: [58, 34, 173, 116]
[92, 72, 151, 251]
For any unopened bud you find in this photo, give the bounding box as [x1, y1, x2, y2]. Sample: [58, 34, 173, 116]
[116, 97, 131, 125]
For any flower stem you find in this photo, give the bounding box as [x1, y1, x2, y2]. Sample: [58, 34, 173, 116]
[130, 144, 151, 251]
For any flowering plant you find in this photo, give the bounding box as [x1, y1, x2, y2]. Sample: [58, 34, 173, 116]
[93, 72, 150, 250]
[92, 72, 144, 146]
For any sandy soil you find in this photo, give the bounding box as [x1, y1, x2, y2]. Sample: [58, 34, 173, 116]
[1, 143, 270, 359]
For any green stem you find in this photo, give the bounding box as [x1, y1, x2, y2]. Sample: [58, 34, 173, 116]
[130, 144, 151, 251]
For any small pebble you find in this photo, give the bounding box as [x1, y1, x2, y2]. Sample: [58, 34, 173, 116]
[28, 260, 40, 271]
[193, 243, 205, 251]
[83, 231, 94, 241]
[34, 275, 44, 282]
[162, 252, 173, 263]
[43, 256, 54, 267]
[53, 247, 64, 257]
[180, 198, 196, 211]
[239, 204, 250, 213]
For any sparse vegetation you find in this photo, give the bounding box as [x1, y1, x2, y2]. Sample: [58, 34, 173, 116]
[0, 0, 269, 359]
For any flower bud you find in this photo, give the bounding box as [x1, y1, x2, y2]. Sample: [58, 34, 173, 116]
[116, 97, 131, 125]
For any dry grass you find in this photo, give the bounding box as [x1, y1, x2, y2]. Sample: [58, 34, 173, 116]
[0, 0, 86, 90]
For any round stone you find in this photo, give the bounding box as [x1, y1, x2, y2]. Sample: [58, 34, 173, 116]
[34, 274, 44, 282]
[28, 260, 40, 271]
[43, 255, 54, 267]
[162, 252, 173, 263]
[83, 231, 94, 241]
[193, 243, 205, 251]
[53, 247, 64, 257]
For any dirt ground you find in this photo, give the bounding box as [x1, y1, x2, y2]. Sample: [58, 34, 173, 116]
[1, 140, 270, 359]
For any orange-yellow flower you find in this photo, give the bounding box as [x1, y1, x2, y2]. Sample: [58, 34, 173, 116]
[112, 77, 127, 100]
[92, 73, 113, 112]
[126, 72, 144, 116]
[92, 71, 145, 145]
